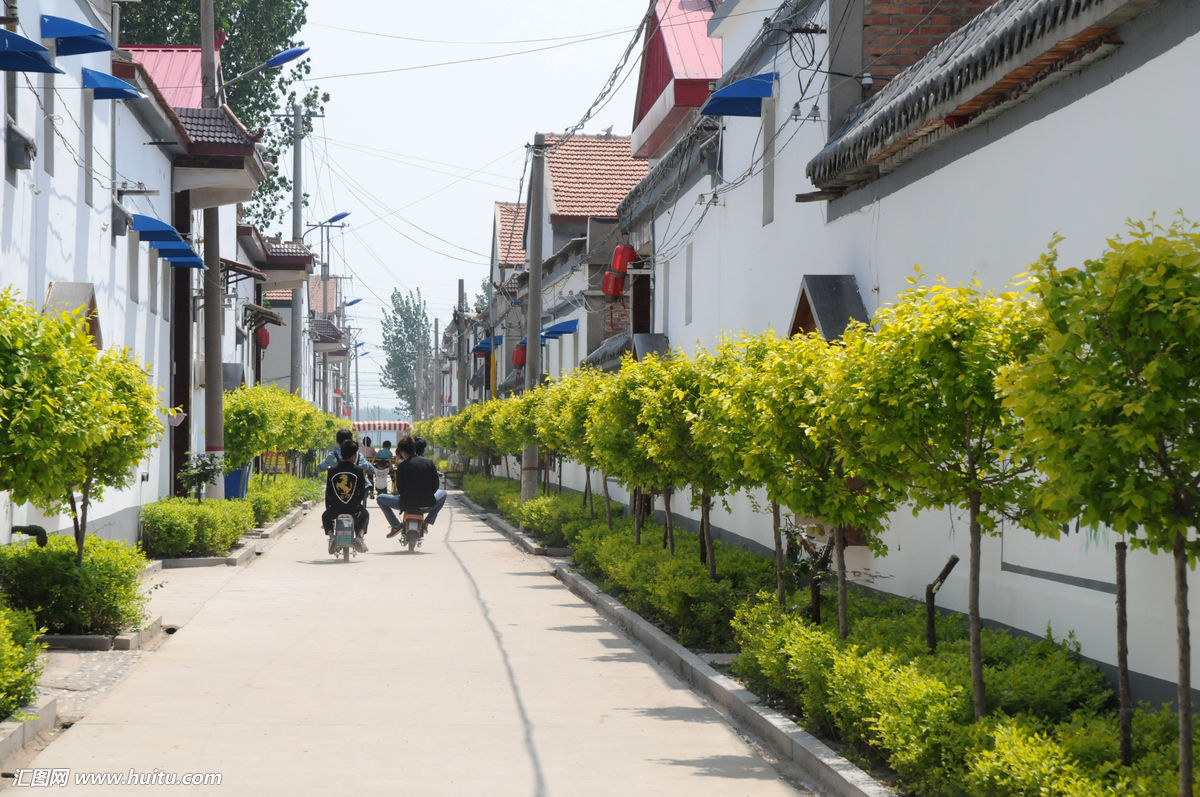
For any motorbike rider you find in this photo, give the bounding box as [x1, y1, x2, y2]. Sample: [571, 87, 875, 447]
[317, 429, 376, 478]
[412, 436, 447, 527]
[381, 435, 440, 537]
[321, 440, 369, 553]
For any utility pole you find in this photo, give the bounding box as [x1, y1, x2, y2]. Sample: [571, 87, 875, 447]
[200, 0, 224, 499]
[433, 317, 440, 417]
[456, 279, 467, 413]
[415, 352, 424, 421]
[289, 102, 304, 398]
[354, 341, 360, 426]
[521, 134, 546, 503]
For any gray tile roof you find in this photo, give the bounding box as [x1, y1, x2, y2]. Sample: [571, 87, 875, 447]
[175, 107, 253, 147]
[268, 240, 311, 258]
[807, 0, 1143, 191]
[309, 317, 343, 343]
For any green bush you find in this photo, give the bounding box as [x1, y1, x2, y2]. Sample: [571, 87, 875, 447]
[0, 604, 44, 721]
[0, 535, 148, 635]
[141, 498, 256, 558]
[463, 474, 520, 512]
[513, 495, 588, 546]
[246, 474, 313, 526]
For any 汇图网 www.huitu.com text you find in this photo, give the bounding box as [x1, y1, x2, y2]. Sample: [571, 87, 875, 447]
[9, 768, 223, 787]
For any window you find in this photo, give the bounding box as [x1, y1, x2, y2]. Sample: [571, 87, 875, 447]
[685, 244, 693, 326]
[148, 246, 158, 315]
[161, 256, 171, 321]
[42, 74, 53, 176]
[762, 95, 776, 226]
[127, 235, 139, 304]
[661, 259, 670, 335]
[82, 93, 93, 206]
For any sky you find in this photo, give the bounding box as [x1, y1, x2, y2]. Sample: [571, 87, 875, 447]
[281, 0, 656, 416]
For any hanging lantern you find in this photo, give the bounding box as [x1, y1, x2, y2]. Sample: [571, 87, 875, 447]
[254, 326, 270, 349]
[333, 387, 341, 395]
[512, 342, 526, 367]
[610, 244, 636, 273]
[602, 270, 625, 298]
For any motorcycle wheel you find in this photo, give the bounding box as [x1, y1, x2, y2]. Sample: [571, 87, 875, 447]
[406, 534, 418, 553]
[343, 545, 350, 562]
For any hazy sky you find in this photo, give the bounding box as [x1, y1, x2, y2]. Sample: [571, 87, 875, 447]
[285, 0, 654, 413]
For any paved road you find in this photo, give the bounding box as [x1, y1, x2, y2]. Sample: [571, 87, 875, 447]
[18, 497, 809, 795]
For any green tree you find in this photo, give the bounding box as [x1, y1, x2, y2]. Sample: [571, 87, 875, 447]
[1000, 219, 1200, 795]
[381, 288, 433, 416]
[119, 0, 328, 230]
[834, 277, 1040, 719]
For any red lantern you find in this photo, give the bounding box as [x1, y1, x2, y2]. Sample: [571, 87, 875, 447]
[254, 326, 270, 348]
[611, 244, 636, 273]
[602, 270, 625, 298]
[512, 343, 526, 367]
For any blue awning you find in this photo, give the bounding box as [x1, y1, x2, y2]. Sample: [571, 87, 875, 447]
[0, 29, 62, 74]
[132, 215, 206, 269]
[41, 15, 113, 56]
[81, 67, 140, 100]
[518, 336, 547, 346]
[473, 335, 503, 354]
[699, 72, 777, 117]
[542, 318, 579, 338]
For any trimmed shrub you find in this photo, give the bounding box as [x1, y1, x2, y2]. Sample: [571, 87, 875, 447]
[0, 535, 148, 635]
[141, 498, 255, 558]
[0, 604, 44, 721]
[513, 495, 587, 546]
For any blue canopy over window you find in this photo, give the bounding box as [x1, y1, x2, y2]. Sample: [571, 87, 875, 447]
[699, 72, 778, 117]
[473, 335, 503, 354]
[81, 68, 140, 100]
[40, 15, 113, 56]
[132, 215, 206, 269]
[542, 318, 579, 338]
[0, 29, 61, 74]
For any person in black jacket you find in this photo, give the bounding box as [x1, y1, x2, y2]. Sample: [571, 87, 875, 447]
[383, 436, 440, 537]
[322, 440, 369, 553]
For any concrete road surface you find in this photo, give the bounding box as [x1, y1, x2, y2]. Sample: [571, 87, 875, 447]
[16, 497, 810, 796]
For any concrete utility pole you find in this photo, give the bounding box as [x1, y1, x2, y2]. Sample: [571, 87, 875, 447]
[200, 0, 224, 499]
[415, 353, 424, 421]
[456, 279, 467, 413]
[290, 103, 304, 397]
[520, 134, 546, 503]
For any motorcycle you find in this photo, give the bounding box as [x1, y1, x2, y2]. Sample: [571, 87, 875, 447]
[399, 510, 428, 552]
[330, 513, 360, 561]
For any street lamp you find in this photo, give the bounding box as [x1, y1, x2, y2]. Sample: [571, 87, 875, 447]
[220, 45, 310, 93]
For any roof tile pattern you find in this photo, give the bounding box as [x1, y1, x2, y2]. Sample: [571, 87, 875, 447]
[495, 202, 526, 267]
[264, 289, 292, 302]
[176, 107, 252, 147]
[544, 135, 648, 220]
[268, 240, 312, 258]
[309, 318, 342, 343]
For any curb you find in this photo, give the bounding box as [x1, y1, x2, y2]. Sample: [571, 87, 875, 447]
[456, 496, 894, 797]
[553, 567, 896, 797]
[457, 496, 573, 557]
[156, 502, 308, 569]
[0, 696, 57, 772]
[39, 616, 164, 652]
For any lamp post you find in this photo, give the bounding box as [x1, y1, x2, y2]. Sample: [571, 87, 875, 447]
[198, 0, 312, 496]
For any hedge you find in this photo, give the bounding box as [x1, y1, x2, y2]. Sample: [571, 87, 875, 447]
[0, 604, 43, 720]
[140, 498, 254, 558]
[0, 535, 148, 635]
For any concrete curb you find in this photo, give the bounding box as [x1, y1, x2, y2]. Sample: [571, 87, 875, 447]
[553, 567, 896, 797]
[0, 695, 57, 772]
[40, 616, 164, 652]
[458, 495, 573, 557]
[457, 493, 895, 796]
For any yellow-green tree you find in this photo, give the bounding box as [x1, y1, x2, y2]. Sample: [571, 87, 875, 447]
[1001, 219, 1200, 794]
[833, 278, 1040, 719]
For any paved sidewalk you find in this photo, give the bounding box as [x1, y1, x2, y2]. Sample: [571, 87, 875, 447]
[14, 497, 811, 795]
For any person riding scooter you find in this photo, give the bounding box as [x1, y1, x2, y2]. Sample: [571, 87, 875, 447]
[379, 436, 440, 538]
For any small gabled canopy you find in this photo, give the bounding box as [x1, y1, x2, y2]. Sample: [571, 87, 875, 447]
[40, 15, 113, 56]
[133, 214, 206, 269]
[699, 72, 777, 118]
[542, 318, 579, 338]
[81, 67, 140, 100]
[0, 29, 62, 74]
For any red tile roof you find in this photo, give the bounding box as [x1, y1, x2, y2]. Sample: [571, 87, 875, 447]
[125, 46, 216, 109]
[495, 202, 526, 267]
[544, 135, 648, 221]
[264, 289, 293, 302]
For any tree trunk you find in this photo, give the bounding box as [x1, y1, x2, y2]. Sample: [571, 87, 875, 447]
[583, 468, 591, 511]
[698, 494, 707, 566]
[1116, 541, 1132, 768]
[968, 490, 987, 719]
[703, 495, 716, 581]
[772, 502, 785, 607]
[1175, 531, 1193, 797]
[557, 457, 562, 494]
[633, 486, 644, 545]
[809, 569, 822, 626]
[601, 471, 612, 530]
[663, 489, 675, 554]
[835, 524, 848, 641]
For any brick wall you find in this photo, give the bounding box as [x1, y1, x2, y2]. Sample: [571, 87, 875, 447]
[863, 0, 997, 89]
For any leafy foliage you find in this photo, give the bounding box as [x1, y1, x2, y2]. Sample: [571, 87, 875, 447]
[140, 498, 255, 558]
[0, 605, 43, 721]
[119, 0, 328, 231]
[380, 288, 433, 415]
